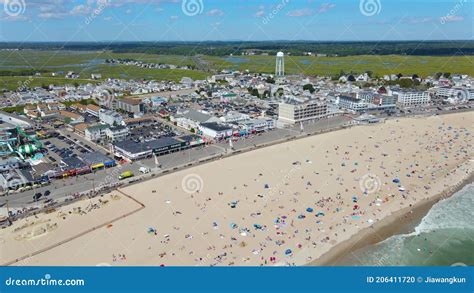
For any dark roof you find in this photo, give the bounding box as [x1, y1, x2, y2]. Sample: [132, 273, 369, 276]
[82, 151, 115, 165]
[109, 126, 128, 131]
[339, 95, 360, 102]
[62, 157, 87, 169]
[114, 137, 181, 154]
[178, 134, 201, 142]
[200, 122, 232, 132]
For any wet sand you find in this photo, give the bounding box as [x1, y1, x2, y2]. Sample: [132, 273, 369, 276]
[310, 173, 474, 266]
[1, 112, 473, 266]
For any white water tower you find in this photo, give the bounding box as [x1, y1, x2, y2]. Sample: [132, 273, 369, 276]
[275, 51, 285, 77]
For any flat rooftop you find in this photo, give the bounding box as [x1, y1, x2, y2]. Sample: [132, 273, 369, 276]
[114, 137, 181, 154]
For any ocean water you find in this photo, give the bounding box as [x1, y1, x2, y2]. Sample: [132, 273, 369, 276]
[342, 183, 474, 266]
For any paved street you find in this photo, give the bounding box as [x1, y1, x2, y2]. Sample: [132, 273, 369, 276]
[1, 108, 471, 214]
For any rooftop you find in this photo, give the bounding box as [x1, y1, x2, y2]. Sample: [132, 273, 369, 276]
[200, 122, 232, 132]
[114, 137, 182, 154]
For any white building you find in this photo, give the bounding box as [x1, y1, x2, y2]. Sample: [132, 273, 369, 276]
[198, 122, 233, 139]
[85, 124, 109, 141]
[394, 90, 430, 107]
[436, 87, 470, 102]
[86, 104, 101, 117]
[105, 126, 129, 142]
[238, 118, 274, 133]
[338, 95, 368, 112]
[99, 109, 124, 126]
[172, 109, 220, 131]
[220, 111, 250, 123]
[278, 100, 328, 124]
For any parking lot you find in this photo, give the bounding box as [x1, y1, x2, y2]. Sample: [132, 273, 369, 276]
[1, 115, 350, 211]
[43, 135, 94, 170]
[2, 106, 472, 213]
[128, 123, 178, 142]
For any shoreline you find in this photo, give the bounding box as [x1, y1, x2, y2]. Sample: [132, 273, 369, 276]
[5, 111, 470, 223]
[309, 170, 474, 266]
[1, 112, 472, 266]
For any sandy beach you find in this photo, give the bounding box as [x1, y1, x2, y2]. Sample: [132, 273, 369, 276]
[1, 112, 473, 266]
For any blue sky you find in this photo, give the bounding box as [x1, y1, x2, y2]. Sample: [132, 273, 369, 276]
[0, 0, 472, 42]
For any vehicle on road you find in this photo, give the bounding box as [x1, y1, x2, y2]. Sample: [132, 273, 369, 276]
[119, 171, 134, 180]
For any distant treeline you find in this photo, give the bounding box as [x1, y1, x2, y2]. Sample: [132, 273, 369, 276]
[1, 41, 473, 56]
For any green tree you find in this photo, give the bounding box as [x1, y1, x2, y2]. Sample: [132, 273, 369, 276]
[398, 79, 414, 88]
[303, 84, 315, 93]
[265, 76, 275, 84]
[276, 88, 284, 97]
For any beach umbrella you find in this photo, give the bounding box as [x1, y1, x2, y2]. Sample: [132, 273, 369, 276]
[352, 196, 358, 202]
[230, 223, 237, 229]
[254, 224, 263, 230]
[285, 249, 292, 255]
[147, 227, 156, 233]
[306, 208, 314, 213]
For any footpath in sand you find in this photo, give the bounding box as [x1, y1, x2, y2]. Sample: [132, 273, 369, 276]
[1, 112, 473, 266]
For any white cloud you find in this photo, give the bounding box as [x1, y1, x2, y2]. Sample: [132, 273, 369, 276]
[287, 9, 313, 17]
[254, 5, 265, 17]
[70, 5, 92, 16]
[402, 17, 433, 24]
[317, 3, 336, 13]
[207, 9, 224, 17]
[440, 15, 464, 23]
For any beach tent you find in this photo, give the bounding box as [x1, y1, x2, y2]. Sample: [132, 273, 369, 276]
[229, 201, 238, 208]
[392, 178, 400, 183]
[264, 184, 270, 189]
[285, 249, 292, 255]
[306, 208, 314, 213]
[298, 214, 305, 219]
